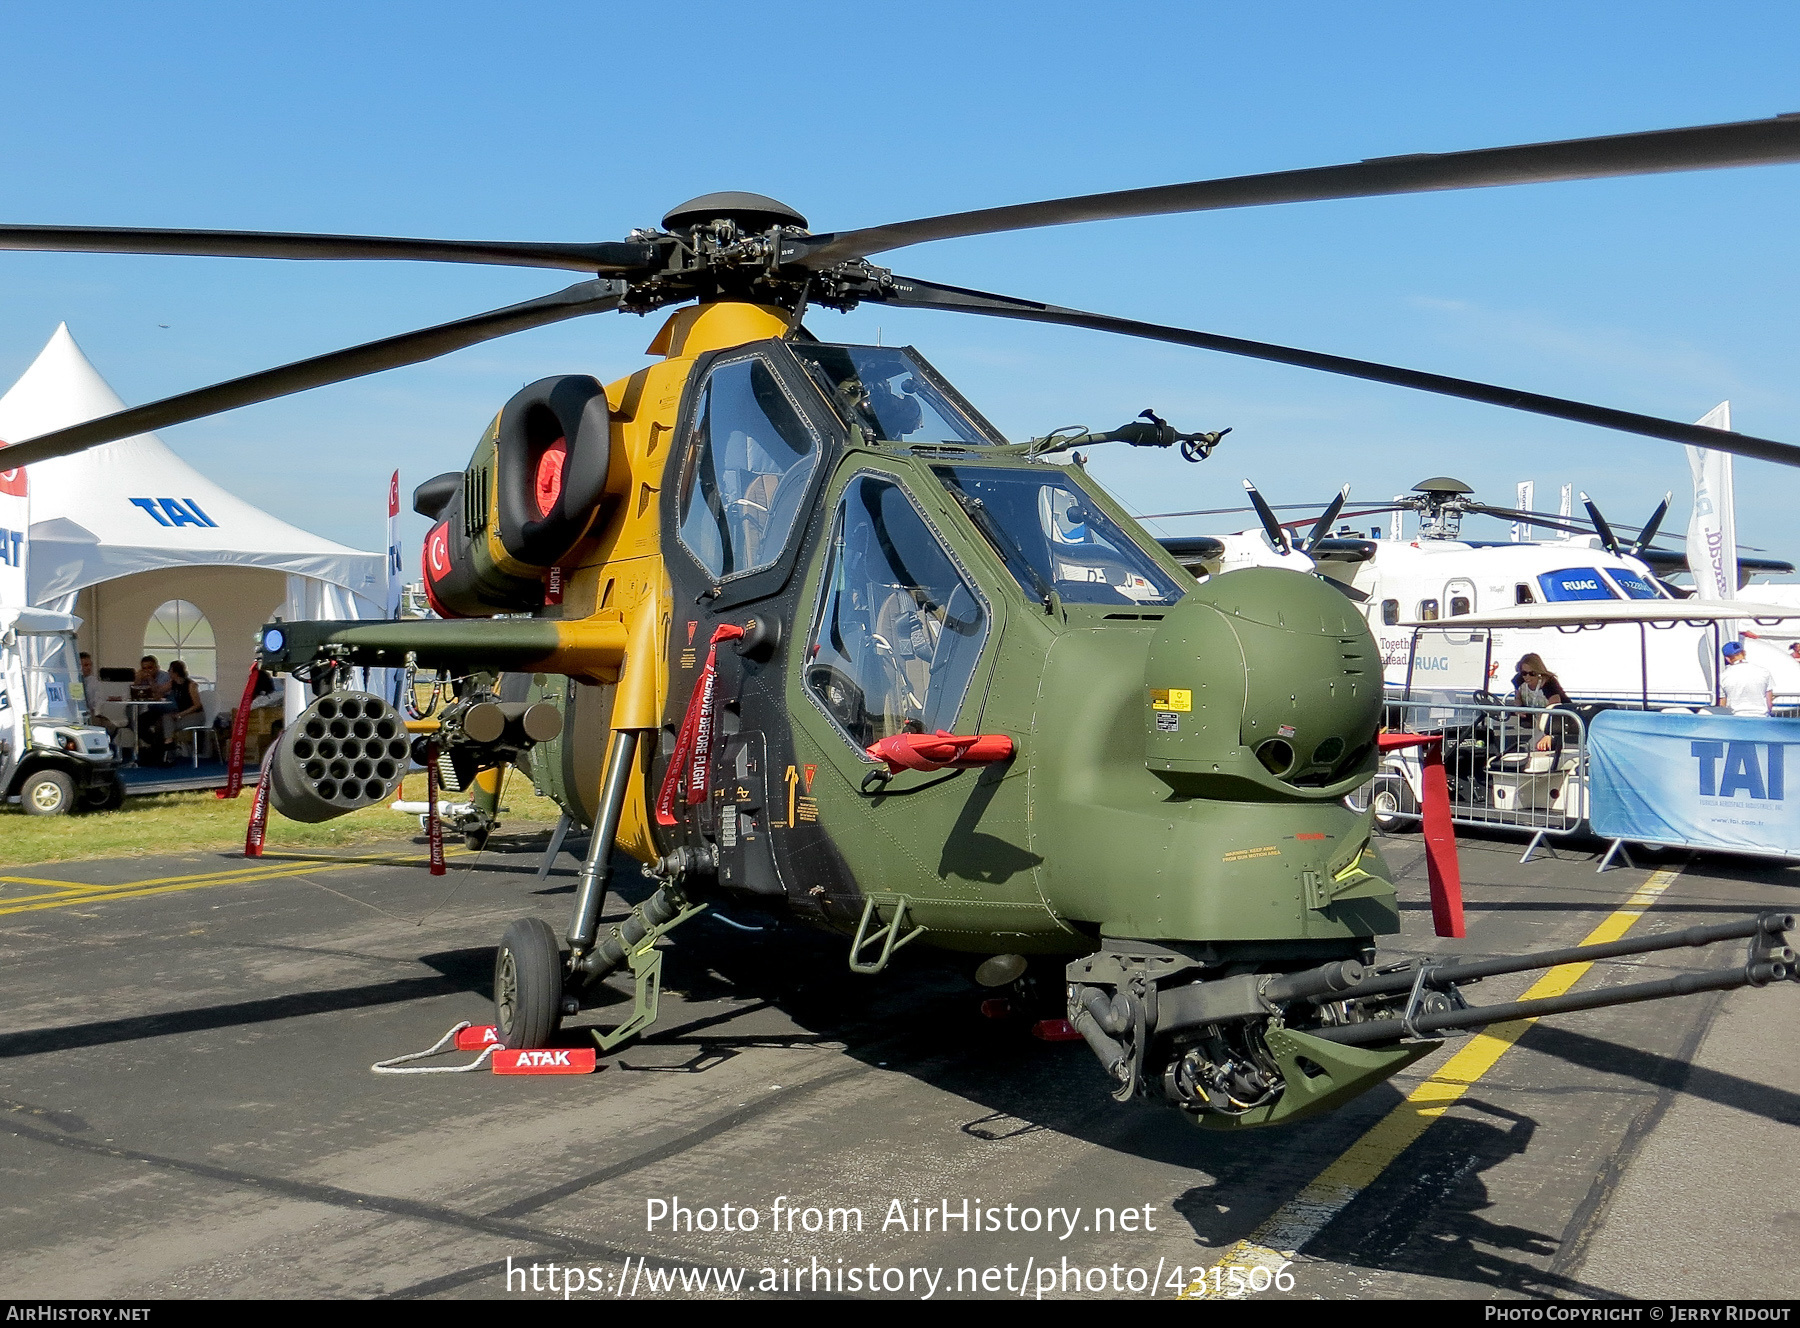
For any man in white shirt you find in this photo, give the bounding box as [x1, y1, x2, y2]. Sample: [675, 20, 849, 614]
[1718, 641, 1775, 716]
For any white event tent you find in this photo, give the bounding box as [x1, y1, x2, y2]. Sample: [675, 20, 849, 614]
[0, 324, 384, 713]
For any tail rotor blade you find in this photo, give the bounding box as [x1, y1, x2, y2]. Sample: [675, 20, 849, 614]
[1580, 491, 1622, 555]
[1243, 479, 1291, 553]
[1635, 492, 1673, 554]
[1302, 486, 1351, 551]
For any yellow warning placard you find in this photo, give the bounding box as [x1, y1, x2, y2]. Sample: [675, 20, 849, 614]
[1150, 688, 1192, 712]
[1222, 845, 1281, 863]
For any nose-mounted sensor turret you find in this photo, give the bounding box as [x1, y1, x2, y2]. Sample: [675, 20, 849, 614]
[1143, 567, 1381, 799]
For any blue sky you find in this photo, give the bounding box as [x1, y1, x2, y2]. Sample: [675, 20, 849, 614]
[2, 2, 1797, 566]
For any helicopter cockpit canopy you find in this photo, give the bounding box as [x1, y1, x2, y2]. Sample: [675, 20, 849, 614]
[806, 473, 990, 749]
[934, 466, 1186, 607]
[788, 344, 999, 446]
[676, 355, 822, 580]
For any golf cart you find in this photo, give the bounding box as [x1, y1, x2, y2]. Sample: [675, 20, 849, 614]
[1, 606, 123, 815]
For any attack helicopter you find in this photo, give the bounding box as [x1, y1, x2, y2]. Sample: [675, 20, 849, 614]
[7, 115, 1800, 1130]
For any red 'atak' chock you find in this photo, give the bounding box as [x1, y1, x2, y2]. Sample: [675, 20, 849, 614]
[1376, 732, 1466, 939]
[865, 731, 1014, 774]
[460, 1025, 597, 1075]
[493, 1047, 596, 1075]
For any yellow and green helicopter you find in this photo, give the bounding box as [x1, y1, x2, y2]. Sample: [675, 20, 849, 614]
[6, 115, 1800, 1128]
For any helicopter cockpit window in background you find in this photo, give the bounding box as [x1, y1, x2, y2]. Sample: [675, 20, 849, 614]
[1538, 568, 1619, 602]
[788, 345, 998, 446]
[1607, 569, 1664, 600]
[933, 466, 1184, 607]
[806, 474, 989, 750]
[676, 357, 820, 580]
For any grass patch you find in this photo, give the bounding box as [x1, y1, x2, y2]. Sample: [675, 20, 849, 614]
[1, 770, 564, 866]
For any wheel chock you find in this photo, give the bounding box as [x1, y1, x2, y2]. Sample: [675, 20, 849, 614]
[493, 1047, 596, 1074]
[371, 1021, 597, 1075]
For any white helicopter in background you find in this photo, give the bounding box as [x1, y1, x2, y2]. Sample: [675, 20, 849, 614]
[1153, 476, 1799, 705]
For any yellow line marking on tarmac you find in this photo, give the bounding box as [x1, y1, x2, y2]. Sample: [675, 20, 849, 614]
[0, 848, 473, 917]
[0, 861, 332, 908]
[0, 876, 107, 890]
[1187, 866, 1683, 1299]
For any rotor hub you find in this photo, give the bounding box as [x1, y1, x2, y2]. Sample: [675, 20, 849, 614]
[661, 192, 808, 234]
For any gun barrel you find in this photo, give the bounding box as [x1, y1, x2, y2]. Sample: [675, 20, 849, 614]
[1310, 958, 1791, 1047]
[1350, 912, 1793, 1001]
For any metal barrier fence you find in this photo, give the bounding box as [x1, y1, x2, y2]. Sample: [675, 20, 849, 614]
[1347, 696, 1591, 854]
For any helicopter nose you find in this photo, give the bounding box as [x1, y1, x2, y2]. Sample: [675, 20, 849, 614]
[1144, 568, 1382, 799]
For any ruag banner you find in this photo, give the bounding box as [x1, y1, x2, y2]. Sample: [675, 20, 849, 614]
[1589, 709, 1800, 858]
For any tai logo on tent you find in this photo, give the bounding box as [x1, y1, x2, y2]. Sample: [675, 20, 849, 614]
[129, 498, 218, 528]
[1691, 741, 1786, 801]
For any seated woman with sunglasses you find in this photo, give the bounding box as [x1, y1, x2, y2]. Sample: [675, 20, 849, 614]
[1509, 653, 1571, 753]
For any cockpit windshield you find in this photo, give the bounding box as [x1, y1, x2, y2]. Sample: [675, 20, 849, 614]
[15, 630, 83, 724]
[1608, 569, 1664, 600]
[788, 345, 994, 445]
[933, 466, 1185, 607]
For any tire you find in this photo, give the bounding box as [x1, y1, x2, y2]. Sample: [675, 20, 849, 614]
[494, 917, 564, 1049]
[463, 827, 490, 852]
[1369, 772, 1421, 834]
[21, 769, 76, 816]
[82, 776, 126, 812]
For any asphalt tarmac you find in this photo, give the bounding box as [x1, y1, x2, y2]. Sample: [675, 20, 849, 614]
[0, 823, 1795, 1301]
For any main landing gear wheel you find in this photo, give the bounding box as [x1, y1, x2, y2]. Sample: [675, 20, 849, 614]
[22, 770, 75, 816]
[494, 917, 564, 1049]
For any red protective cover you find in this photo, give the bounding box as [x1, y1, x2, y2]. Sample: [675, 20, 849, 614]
[492, 1047, 596, 1075]
[865, 731, 1015, 774]
[1375, 732, 1465, 938]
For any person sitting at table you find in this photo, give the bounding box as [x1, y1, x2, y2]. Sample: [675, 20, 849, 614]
[165, 660, 204, 761]
[134, 654, 174, 764]
[1509, 652, 1571, 753]
[76, 652, 114, 733]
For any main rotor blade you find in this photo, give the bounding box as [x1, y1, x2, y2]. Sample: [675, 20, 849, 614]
[1302, 486, 1351, 551]
[1, 279, 625, 469]
[872, 276, 1800, 469]
[0, 224, 657, 274]
[795, 113, 1800, 266]
[1138, 499, 1359, 519]
[1635, 493, 1673, 554]
[1242, 479, 1290, 553]
[1461, 501, 1598, 538]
